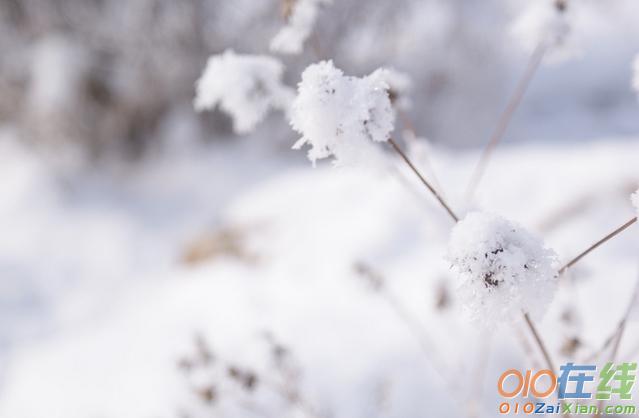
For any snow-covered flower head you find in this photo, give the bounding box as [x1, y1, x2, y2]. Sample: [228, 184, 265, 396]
[270, 0, 332, 55]
[194, 50, 294, 134]
[290, 61, 395, 166]
[632, 55, 639, 97]
[511, 0, 578, 64]
[447, 212, 559, 326]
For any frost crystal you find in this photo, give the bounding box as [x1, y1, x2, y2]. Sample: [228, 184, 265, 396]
[447, 212, 558, 326]
[270, 0, 332, 55]
[194, 50, 294, 134]
[633, 55, 639, 96]
[510, 1, 576, 63]
[290, 61, 395, 166]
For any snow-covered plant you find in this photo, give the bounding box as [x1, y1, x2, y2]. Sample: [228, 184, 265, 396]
[290, 61, 396, 166]
[447, 212, 559, 325]
[376, 68, 412, 111]
[510, 0, 577, 63]
[270, 0, 332, 55]
[194, 50, 294, 134]
[633, 55, 639, 96]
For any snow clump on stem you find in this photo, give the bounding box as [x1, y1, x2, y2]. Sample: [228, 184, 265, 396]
[194, 50, 294, 134]
[290, 60, 395, 166]
[270, 0, 332, 55]
[447, 211, 559, 326]
[510, 0, 577, 63]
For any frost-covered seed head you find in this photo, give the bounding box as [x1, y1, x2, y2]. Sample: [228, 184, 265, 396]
[194, 50, 294, 134]
[447, 212, 558, 326]
[290, 61, 395, 166]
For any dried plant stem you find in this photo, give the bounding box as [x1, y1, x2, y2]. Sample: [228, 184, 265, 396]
[465, 44, 546, 201]
[383, 290, 449, 371]
[609, 322, 626, 363]
[309, 32, 326, 60]
[558, 217, 637, 275]
[276, 383, 324, 418]
[583, 319, 628, 365]
[523, 312, 557, 373]
[353, 263, 467, 409]
[398, 109, 445, 196]
[513, 323, 543, 370]
[235, 375, 323, 418]
[388, 138, 459, 222]
[397, 107, 417, 136]
[593, 321, 625, 418]
[381, 289, 470, 409]
[523, 312, 571, 417]
[354, 263, 451, 379]
[583, 275, 639, 363]
[583, 329, 620, 363]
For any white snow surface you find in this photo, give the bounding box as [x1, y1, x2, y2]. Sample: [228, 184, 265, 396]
[0, 132, 638, 417]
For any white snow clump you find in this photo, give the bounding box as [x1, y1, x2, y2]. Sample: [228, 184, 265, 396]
[447, 211, 559, 326]
[194, 50, 294, 134]
[270, 0, 332, 55]
[290, 61, 396, 166]
[510, 0, 577, 63]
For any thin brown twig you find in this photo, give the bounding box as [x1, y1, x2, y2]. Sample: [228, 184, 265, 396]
[558, 217, 637, 275]
[308, 32, 326, 61]
[513, 323, 543, 370]
[465, 43, 546, 201]
[399, 112, 445, 197]
[523, 312, 557, 373]
[354, 263, 451, 377]
[583, 273, 639, 363]
[384, 290, 450, 372]
[388, 138, 459, 222]
[582, 329, 620, 364]
[353, 262, 472, 412]
[609, 322, 626, 363]
[391, 125, 561, 415]
[593, 321, 626, 418]
[523, 313, 571, 417]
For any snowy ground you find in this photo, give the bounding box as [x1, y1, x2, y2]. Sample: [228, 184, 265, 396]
[0, 129, 637, 418]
